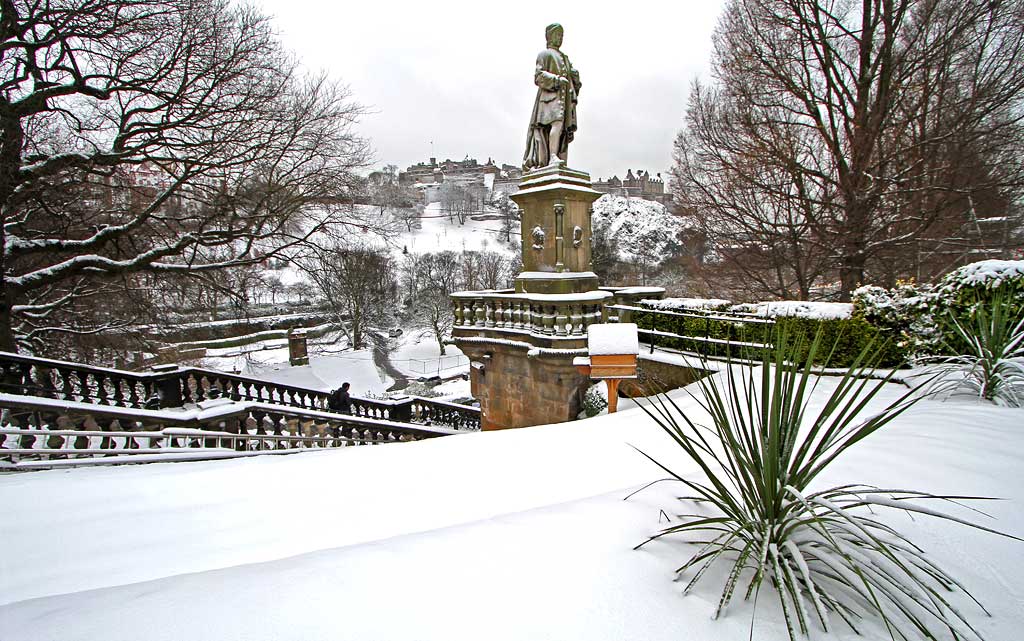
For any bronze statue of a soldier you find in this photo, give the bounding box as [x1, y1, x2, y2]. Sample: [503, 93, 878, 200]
[523, 23, 581, 171]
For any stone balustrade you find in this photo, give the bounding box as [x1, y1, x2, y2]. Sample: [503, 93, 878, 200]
[451, 289, 612, 343]
[0, 393, 460, 469]
[0, 351, 480, 431]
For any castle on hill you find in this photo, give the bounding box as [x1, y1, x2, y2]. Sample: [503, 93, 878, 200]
[593, 169, 670, 205]
[399, 156, 523, 192]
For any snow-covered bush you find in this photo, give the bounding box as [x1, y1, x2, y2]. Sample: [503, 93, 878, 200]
[931, 260, 1024, 354]
[929, 291, 1024, 407]
[852, 280, 937, 357]
[854, 260, 1024, 358]
[578, 383, 608, 418]
[635, 328, 1011, 639]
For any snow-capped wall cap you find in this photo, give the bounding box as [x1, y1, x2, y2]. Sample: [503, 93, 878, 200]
[751, 301, 853, 320]
[572, 356, 591, 367]
[615, 286, 665, 296]
[588, 323, 639, 356]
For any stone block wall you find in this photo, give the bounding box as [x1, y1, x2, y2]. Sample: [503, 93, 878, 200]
[463, 342, 591, 430]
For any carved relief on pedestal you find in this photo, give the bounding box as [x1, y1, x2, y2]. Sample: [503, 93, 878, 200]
[572, 225, 583, 248]
[531, 225, 546, 250]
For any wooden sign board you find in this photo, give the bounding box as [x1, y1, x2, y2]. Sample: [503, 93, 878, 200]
[589, 353, 637, 379]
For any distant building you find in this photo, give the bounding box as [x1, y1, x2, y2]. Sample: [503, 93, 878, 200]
[398, 156, 523, 200]
[593, 169, 671, 205]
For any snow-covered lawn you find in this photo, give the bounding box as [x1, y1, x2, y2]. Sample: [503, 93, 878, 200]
[1, 374, 1022, 640]
[389, 329, 469, 379]
[202, 336, 392, 396]
[396, 201, 516, 257]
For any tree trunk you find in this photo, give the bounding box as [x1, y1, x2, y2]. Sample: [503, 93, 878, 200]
[0, 284, 17, 353]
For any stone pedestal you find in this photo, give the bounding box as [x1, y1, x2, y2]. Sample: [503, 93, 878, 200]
[511, 165, 602, 295]
[464, 342, 592, 430]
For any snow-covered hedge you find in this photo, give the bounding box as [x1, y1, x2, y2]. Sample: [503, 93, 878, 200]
[854, 260, 1024, 357]
[648, 297, 853, 320]
[635, 298, 893, 366]
[634, 260, 1023, 365]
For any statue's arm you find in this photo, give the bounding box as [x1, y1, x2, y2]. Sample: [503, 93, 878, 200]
[534, 53, 562, 90]
[572, 67, 581, 94]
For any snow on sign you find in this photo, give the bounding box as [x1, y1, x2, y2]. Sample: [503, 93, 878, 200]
[582, 324, 640, 415]
[587, 323, 640, 357]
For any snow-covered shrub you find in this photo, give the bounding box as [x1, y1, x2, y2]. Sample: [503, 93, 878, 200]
[634, 328, 1011, 640]
[929, 291, 1024, 407]
[930, 260, 1024, 356]
[852, 280, 937, 357]
[578, 383, 608, 418]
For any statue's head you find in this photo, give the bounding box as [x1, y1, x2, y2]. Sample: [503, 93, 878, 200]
[545, 23, 563, 48]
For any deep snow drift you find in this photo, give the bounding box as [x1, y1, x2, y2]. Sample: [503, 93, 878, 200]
[1, 373, 1022, 641]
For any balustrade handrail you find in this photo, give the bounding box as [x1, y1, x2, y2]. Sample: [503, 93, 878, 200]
[0, 351, 480, 431]
[0, 392, 461, 439]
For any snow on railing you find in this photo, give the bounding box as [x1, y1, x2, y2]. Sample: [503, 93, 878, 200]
[0, 351, 480, 431]
[451, 289, 611, 339]
[0, 392, 461, 470]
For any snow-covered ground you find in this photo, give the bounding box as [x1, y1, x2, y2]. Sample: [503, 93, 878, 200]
[1, 372, 1022, 640]
[388, 329, 469, 379]
[201, 329, 468, 396]
[396, 201, 517, 257]
[201, 335, 392, 396]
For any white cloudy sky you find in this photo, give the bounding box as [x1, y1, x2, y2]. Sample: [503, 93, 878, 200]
[253, 0, 726, 180]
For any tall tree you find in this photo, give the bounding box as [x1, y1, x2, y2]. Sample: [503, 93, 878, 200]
[1, 0, 370, 352]
[673, 0, 1024, 300]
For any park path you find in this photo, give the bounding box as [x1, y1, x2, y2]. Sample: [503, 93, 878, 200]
[370, 334, 410, 392]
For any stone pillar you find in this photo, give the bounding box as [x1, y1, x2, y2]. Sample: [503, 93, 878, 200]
[288, 329, 309, 366]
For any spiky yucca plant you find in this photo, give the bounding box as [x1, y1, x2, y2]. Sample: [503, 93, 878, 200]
[635, 329, 1016, 641]
[933, 291, 1024, 407]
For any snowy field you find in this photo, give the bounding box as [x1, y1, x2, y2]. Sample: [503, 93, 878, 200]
[396, 201, 517, 257]
[1, 372, 1022, 640]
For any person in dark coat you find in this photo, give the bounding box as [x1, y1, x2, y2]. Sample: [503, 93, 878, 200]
[329, 382, 352, 414]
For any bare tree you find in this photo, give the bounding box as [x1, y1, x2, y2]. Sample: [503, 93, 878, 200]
[1, 0, 371, 353]
[369, 164, 419, 232]
[493, 191, 520, 244]
[412, 251, 461, 356]
[673, 0, 1024, 300]
[301, 245, 395, 350]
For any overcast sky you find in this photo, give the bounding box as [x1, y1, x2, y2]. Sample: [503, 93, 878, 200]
[254, 0, 726, 181]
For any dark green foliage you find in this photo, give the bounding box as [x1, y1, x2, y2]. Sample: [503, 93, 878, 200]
[632, 309, 904, 367]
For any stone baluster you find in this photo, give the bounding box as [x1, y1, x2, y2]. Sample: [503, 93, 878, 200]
[570, 305, 584, 335]
[542, 305, 555, 335]
[485, 299, 496, 328]
[473, 301, 485, 327]
[453, 301, 464, 326]
[554, 305, 568, 336]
